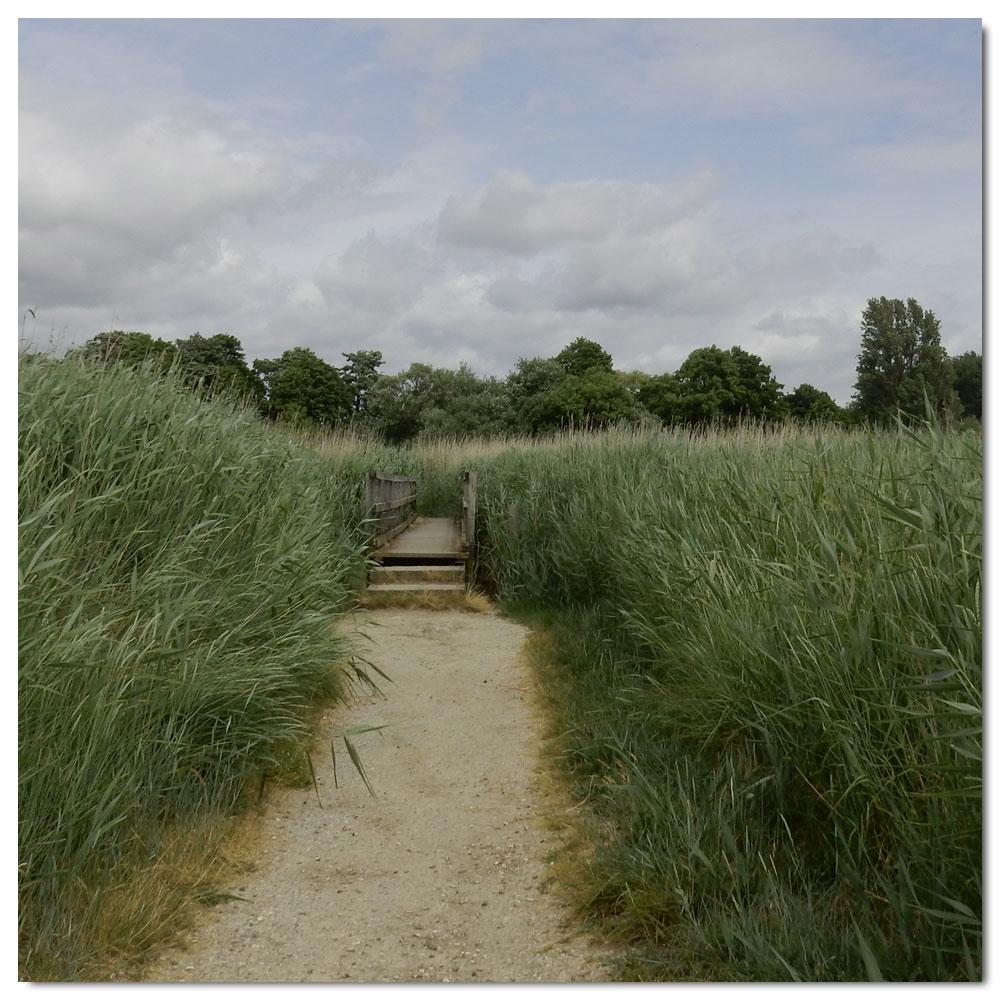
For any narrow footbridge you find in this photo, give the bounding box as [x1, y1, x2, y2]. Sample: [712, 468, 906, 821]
[364, 470, 477, 595]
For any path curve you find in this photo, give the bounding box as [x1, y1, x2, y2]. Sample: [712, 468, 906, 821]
[144, 608, 611, 983]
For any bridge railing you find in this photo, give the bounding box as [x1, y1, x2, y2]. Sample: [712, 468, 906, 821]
[460, 470, 477, 558]
[365, 470, 418, 552]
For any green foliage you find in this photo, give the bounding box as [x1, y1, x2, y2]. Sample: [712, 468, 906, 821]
[254, 346, 352, 426]
[635, 370, 680, 424]
[504, 344, 644, 432]
[536, 367, 640, 429]
[554, 336, 615, 376]
[727, 346, 788, 420]
[468, 423, 981, 981]
[174, 332, 265, 406]
[853, 297, 957, 424]
[73, 330, 176, 369]
[419, 376, 510, 440]
[674, 345, 786, 424]
[785, 383, 846, 423]
[340, 349, 385, 416]
[18, 354, 369, 979]
[366, 362, 510, 444]
[505, 357, 568, 435]
[950, 351, 982, 421]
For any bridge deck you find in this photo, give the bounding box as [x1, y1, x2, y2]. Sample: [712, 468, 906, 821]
[372, 517, 465, 560]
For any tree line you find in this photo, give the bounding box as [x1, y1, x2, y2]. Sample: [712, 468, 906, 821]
[69, 296, 981, 443]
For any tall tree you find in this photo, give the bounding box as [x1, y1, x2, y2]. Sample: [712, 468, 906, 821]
[505, 357, 567, 435]
[727, 346, 787, 421]
[637, 371, 681, 424]
[73, 330, 175, 369]
[253, 347, 352, 426]
[853, 297, 956, 423]
[365, 362, 510, 443]
[785, 383, 845, 423]
[535, 368, 639, 429]
[174, 333, 265, 405]
[554, 337, 614, 377]
[418, 372, 511, 439]
[951, 350, 982, 421]
[674, 345, 786, 424]
[674, 346, 739, 423]
[340, 350, 385, 416]
[365, 362, 437, 443]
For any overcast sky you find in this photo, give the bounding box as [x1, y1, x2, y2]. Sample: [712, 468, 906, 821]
[18, 16, 982, 404]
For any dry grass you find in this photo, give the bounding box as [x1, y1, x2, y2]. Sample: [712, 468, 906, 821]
[35, 809, 265, 983]
[357, 588, 495, 613]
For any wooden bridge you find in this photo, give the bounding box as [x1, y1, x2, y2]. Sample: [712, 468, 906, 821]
[364, 470, 477, 595]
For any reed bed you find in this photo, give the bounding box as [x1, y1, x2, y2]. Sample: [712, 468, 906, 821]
[18, 355, 372, 979]
[466, 422, 981, 981]
[19, 360, 980, 983]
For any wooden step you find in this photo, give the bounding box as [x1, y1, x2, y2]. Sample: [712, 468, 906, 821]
[366, 581, 466, 593]
[369, 564, 465, 586]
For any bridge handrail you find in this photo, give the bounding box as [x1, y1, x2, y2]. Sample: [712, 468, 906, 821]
[364, 470, 477, 560]
[366, 470, 418, 551]
[460, 470, 477, 556]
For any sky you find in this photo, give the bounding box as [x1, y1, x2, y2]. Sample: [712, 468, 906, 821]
[17, 15, 984, 404]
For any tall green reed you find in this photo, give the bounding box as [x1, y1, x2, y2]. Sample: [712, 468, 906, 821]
[18, 355, 370, 978]
[469, 422, 981, 980]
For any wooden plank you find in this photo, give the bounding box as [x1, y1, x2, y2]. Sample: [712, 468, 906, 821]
[373, 517, 465, 559]
[369, 514, 417, 551]
[372, 494, 417, 514]
[370, 472, 418, 484]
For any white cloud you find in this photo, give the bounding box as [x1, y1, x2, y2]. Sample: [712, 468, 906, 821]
[438, 169, 720, 253]
[21, 95, 285, 246]
[17, 19, 980, 411]
[315, 232, 433, 315]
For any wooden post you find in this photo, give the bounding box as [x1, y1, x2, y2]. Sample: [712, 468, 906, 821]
[461, 470, 477, 558]
[365, 470, 379, 522]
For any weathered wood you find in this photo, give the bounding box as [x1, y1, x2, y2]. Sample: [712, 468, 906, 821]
[372, 495, 417, 514]
[366, 470, 418, 550]
[370, 517, 417, 551]
[461, 470, 477, 558]
[373, 517, 465, 560]
[364, 472, 475, 595]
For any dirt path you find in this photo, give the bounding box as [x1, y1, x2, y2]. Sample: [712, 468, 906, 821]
[143, 608, 612, 983]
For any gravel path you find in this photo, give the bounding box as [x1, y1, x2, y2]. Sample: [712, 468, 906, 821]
[143, 608, 612, 984]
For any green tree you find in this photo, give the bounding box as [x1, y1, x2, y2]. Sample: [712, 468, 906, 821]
[727, 346, 787, 421]
[951, 350, 982, 421]
[504, 357, 567, 435]
[785, 383, 845, 423]
[366, 362, 510, 443]
[674, 345, 785, 424]
[536, 368, 639, 429]
[340, 350, 385, 416]
[675, 347, 738, 423]
[253, 347, 352, 426]
[554, 337, 614, 377]
[174, 333, 265, 406]
[853, 297, 957, 423]
[418, 372, 511, 440]
[365, 362, 436, 443]
[636, 371, 681, 424]
[73, 330, 175, 369]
